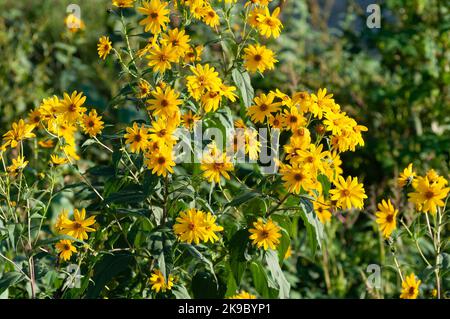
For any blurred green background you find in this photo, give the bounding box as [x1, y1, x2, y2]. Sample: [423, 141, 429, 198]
[0, 0, 449, 298]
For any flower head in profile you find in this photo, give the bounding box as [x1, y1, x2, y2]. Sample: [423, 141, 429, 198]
[82, 109, 104, 137]
[97, 36, 112, 60]
[398, 163, 417, 188]
[173, 208, 208, 245]
[229, 290, 257, 299]
[60, 208, 96, 240]
[313, 196, 332, 224]
[249, 218, 281, 250]
[7, 156, 28, 177]
[112, 0, 135, 8]
[149, 269, 174, 293]
[329, 176, 367, 210]
[124, 122, 151, 153]
[55, 240, 77, 261]
[375, 199, 398, 238]
[400, 273, 421, 299]
[2, 119, 36, 149]
[138, 0, 170, 34]
[50, 154, 69, 166]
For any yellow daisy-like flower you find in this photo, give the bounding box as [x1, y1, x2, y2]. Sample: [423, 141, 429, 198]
[97, 36, 112, 60]
[147, 86, 182, 118]
[283, 106, 306, 131]
[146, 43, 178, 74]
[268, 113, 284, 130]
[65, 13, 85, 33]
[38, 139, 55, 149]
[81, 109, 104, 137]
[181, 110, 201, 131]
[400, 273, 421, 299]
[173, 208, 208, 245]
[55, 209, 70, 232]
[183, 45, 203, 64]
[59, 208, 96, 240]
[398, 163, 417, 188]
[149, 117, 178, 147]
[112, 0, 135, 8]
[2, 119, 36, 149]
[27, 108, 42, 126]
[202, 212, 224, 243]
[243, 44, 277, 73]
[7, 155, 29, 177]
[202, 6, 220, 28]
[249, 218, 282, 250]
[200, 152, 234, 184]
[57, 91, 87, 123]
[137, 79, 152, 99]
[138, 0, 170, 34]
[280, 164, 314, 194]
[329, 176, 367, 210]
[247, 92, 281, 124]
[313, 196, 332, 224]
[55, 240, 77, 261]
[144, 147, 176, 177]
[229, 290, 257, 299]
[161, 28, 191, 59]
[310, 88, 335, 119]
[50, 154, 69, 166]
[124, 122, 151, 153]
[375, 199, 398, 238]
[247, 6, 265, 29]
[149, 269, 174, 293]
[408, 176, 449, 214]
[256, 7, 283, 39]
[186, 64, 222, 100]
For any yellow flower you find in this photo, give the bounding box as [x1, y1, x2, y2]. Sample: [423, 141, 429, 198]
[27, 108, 42, 126]
[375, 199, 398, 238]
[310, 88, 335, 119]
[55, 240, 77, 261]
[124, 123, 151, 153]
[200, 152, 234, 184]
[60, 208, 96, 240]
[400, 273, 421, 299]
[202, 212, 224, 243]
[202, 6, 220, 28]
[57, 91, 87, 123]
[147, 86, 182, 118]
[146, 43, 178, 73]
[38, 139, 55, 149]
[408, 176, 449, 214]
[144, 147, 176, 177]
[65, 13, 85, 33]
[243, 44, 277, 73]
[50, 154, 69, 166]
[49, 118, 77, 145]
[229, 290, 257, 299]
[97, 36, 112, 60]
[280, 164, 314, 194]
[247, 92, 281, 124]
[186, 64, 222, 100]
[173, 208, 208, 245]
[161, 28, 191, 59]
[183, 45, 203, 64]
[313, 196, 332, 224]
[329, 176, 367, 210]
[112, 0, 135, 8]
[247, 6, 265, 29]
[82, 109, 104, 137]
[249, 218, 281, 250]
[398, 163, 417, 188]
[181, 110, 201, 130]
[295, 143, 328, 175]
[284, 245, 292, 259]
[55, 209, 70, 232]
[7, 156, 28, 177]
[268, 113, 284, 129]
[283, 106, 306, 131]
[137, 79, 152, 98]
[256, 7, 283, 39]
[2, 119, 36, 149]
[149, 117, 178, 147]
[149, 269, 174, 293]
[138, 0, 170, 34]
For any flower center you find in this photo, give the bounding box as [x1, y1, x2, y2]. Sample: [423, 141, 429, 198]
[386, 214, 393, 223]
[260, 230, 269, 239]
[425, 190, 434, 199]
[254, 54, 262, 62]
[157, 156, 166, 165]
[259, 104, 268, 111]
[294, 173, 303, 181]
[73, 222, 82, 230]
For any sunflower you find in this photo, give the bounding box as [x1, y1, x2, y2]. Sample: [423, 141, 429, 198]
[161, 28, 191, 59]
[27, 108, 42, 126]
[229, 290, 257, 299]
[249, 218, 282, 250]
[186, 64, 222, 100]
[173, 208, 208, 244]
[200, 152, 234, 184]
[50, 154, 69, 166]
[144, 147, 176, 177]
[57, 91, 87, 123]
[181, 110, 201, 130]
[112, 0, 135, 8]
[137, 79, 152, 99]
[149, 269, 174, 293]
[313, 196, 332, 224]
[202, 212, 224, 243]
[124, 122, 151, 153]
[375, 199, 398, 238]
[247, 6, 265, 28]
[256, 7, 283, 39]
[147, 86, 182, 118]
[97, 36, 112, 60]
[283, 106, 306, 131]
[400, 273, 421, 299]
[408, 176, 449, 214]
[81, 109, 104, 137]
[146, 43, 178, 74]
[202, 6, 220, 28]
[398, 163, 417, 188]
[149, 117, 177, 147]
[2, 119, 36, 149]
[59, 208, 96, 240]
[268, 113, 284, 129]
[247, 92, 281, 123]
[137, 0, 170, 34]
[243, 44, 277, 73]
[329, 176, 367, 210]
[310, 88, 335, 119]
[183, 45, 203, 64]
[55, 209, 70, 232]
[280, 164, 314, 194]
[7, 156, 28, 177]
[294, 143, 328, 174]
[55, 240, 77, 261]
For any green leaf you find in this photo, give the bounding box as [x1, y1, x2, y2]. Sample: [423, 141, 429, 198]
[191, 271, 225, 299]
[228, 229, 251, 285]
[172, 285, 191, 299]
[0, 272, 24, 295]
[250, 261, 270, 298]
[232, 68, 254, 108]
[265, 250, 290, 298]
[148, 228, 174, 281]
[317, 174, 331, 198]
[226, 191, 259, 208]
[299, 197, 324, 254]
